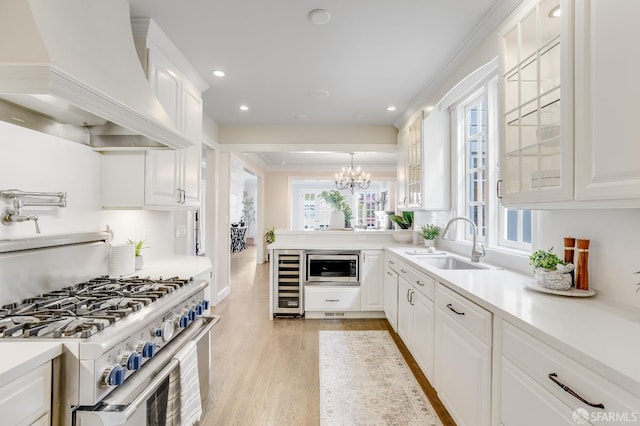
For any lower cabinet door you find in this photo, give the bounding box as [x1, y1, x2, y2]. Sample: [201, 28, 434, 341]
[397, 279, 412, 344]
[435, 308, 491, 426]
[305, 286, 361, 311]
[383, 267, 398, 331]
[502, 358, 580, 426]
[411, 290, 435, 383]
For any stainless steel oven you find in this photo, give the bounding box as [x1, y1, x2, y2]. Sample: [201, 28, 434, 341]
[305, 250, 359, 284]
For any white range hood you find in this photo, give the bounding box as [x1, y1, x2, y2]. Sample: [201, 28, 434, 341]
[0, 0, 192, 149]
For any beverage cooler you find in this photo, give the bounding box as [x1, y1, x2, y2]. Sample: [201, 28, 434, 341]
[272, 249, 304, 317]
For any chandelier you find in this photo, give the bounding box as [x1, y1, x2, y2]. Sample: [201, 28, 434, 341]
[335, 153, 371, 194]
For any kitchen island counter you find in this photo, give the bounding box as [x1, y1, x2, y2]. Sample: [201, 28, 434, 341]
[268, 228, 399, 250]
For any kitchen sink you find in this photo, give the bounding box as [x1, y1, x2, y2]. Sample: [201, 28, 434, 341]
[415, 256, 489, 270]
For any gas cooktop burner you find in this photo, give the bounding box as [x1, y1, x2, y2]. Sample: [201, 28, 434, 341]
[0, 276, 192, 338]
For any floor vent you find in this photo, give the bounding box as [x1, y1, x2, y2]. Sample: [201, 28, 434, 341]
[324, 312, 344, 317]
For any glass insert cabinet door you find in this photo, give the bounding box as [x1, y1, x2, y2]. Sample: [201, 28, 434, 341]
[499, 0, 573, 204]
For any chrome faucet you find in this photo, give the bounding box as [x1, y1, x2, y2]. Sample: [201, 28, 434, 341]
[441, 216, 485, 263]
[2, 197, 40, 233]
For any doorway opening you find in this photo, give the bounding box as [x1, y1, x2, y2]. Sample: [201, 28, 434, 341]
[229, 159, 259, 282]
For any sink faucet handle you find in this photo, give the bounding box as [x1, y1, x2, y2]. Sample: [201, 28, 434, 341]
[479, 243, 485, 258]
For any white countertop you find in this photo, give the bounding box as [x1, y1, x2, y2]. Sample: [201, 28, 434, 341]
[0, 255, 212, 388]
[136, 255, 212, 279]
[0, 341, 62, 387]
[387, 246, 640, 397]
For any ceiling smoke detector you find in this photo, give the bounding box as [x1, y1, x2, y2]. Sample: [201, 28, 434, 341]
[308, 9, 331, 25]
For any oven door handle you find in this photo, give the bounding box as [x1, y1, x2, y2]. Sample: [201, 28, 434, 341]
[121, 315, 218, 419]
[85, 315, 219, 422]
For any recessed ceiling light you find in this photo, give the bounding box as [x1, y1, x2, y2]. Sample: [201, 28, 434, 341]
[240, 105, 249, 111]
[548, 5, 561, 18]
[308, 9, 331, 25]
[387, 106, 397, 111]
[212, 70, 226, 77]
[310, 89, 330, 99]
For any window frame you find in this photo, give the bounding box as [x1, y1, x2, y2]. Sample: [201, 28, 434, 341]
[451, 74, 534, 254]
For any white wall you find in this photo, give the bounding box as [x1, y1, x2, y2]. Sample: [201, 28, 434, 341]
[0, 121, 186, 261]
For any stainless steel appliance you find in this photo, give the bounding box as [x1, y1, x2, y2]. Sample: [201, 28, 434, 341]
[305, 250, 360, 284]
[272, 250, 304, 317]
[0, 232, 218, 425]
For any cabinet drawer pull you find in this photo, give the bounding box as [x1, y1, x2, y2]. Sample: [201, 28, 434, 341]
[400, 269, 407, 274]
[547, 373, 605, 409]
[415, 280, 424, 286]
[387, 272, 393, 276]
[325, 299, 340, 302]
[389, 260, 395, 264]
[409, 290, 414, 305]
[446, 303, 465, 315]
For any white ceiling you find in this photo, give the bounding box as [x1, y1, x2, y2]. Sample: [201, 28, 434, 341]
[127, 0, 517, 127]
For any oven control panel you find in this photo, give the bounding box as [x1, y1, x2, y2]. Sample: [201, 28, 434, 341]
[80, 288, 209, 406]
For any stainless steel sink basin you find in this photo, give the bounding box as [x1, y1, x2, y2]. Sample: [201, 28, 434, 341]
[415, 256, 489, 270]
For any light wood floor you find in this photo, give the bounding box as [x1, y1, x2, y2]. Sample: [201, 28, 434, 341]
[201, 246, 455, 426]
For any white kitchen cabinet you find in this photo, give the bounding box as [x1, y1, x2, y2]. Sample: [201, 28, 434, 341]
[500, 321, 640, 425]
[397, 109, 450, 210]
[102, 147, 199, 209]
[574, 0, 640, 202]
[0, 362, 51, 426]
[434, 284, 492, 426]
[396, 126, 410, 209]
[305, 286, 361, 312]
[147, 45, 181, 129]
[501, 358, 578, 426]
[396, 262, 436, 382]
[383, 254, 399, 332]
[499, 0, 574, 204]
[360, 250, 384, 311]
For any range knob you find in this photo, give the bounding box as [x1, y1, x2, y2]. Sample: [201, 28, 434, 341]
[202, 299, 210, 310]
[137, 342, 156, 358]
[188, 309, 197, 322]
[178, 314, 190, 328]
[194, 303, 203, 315]
[120, 352, 142, 371]
[101, 365, 126, 387]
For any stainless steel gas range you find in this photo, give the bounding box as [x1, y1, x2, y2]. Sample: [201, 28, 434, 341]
[0, 232, 218, 425]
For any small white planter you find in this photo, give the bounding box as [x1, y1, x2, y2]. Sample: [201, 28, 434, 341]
[535, 266, 573, 291]
[423, 239, 435, 248]
[392, 230, 413, 243]
[329, 210, 345, 230]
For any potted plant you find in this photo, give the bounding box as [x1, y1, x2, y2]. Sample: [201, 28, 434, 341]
[419, 224, 440, 248]
[127, 239, 149, 270]
[389, 211, 414, 243]
[318, 190, 353, 229]
[529, 248, 574, 291]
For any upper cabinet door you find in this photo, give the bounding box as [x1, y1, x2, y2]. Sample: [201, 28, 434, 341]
[147, 47, 181, 129]
[574, 0, 640, 201]
[396, 126, 410, 209]
[499, 0, 574, 204]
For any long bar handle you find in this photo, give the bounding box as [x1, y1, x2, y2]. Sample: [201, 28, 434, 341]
[446, 303, 465, 315]
[0, 189, 65, 199]
[548, 373, 605, 409]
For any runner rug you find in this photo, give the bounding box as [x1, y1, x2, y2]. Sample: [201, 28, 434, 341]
[319, 330, 442, 426]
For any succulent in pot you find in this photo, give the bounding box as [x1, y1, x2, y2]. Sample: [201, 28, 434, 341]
[127, 239, 149, 270]
[529, 248, 574, 290]
[419, 224, 440, 248]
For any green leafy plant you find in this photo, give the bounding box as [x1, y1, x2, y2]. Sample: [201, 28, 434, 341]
[264, 227, 276, 245]
[127, 239, 149, 257]
[420, 224, 441, 240]
[529, 248, 567, 271]
[318, 190, 353, 225]
[389, 211, 414, 229]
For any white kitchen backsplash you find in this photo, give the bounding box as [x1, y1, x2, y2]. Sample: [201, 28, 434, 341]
[0, 121, 182, 261]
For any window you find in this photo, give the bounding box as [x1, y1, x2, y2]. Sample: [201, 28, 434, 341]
[290, 180, 393, 230]
[452, 74, 532, 253]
